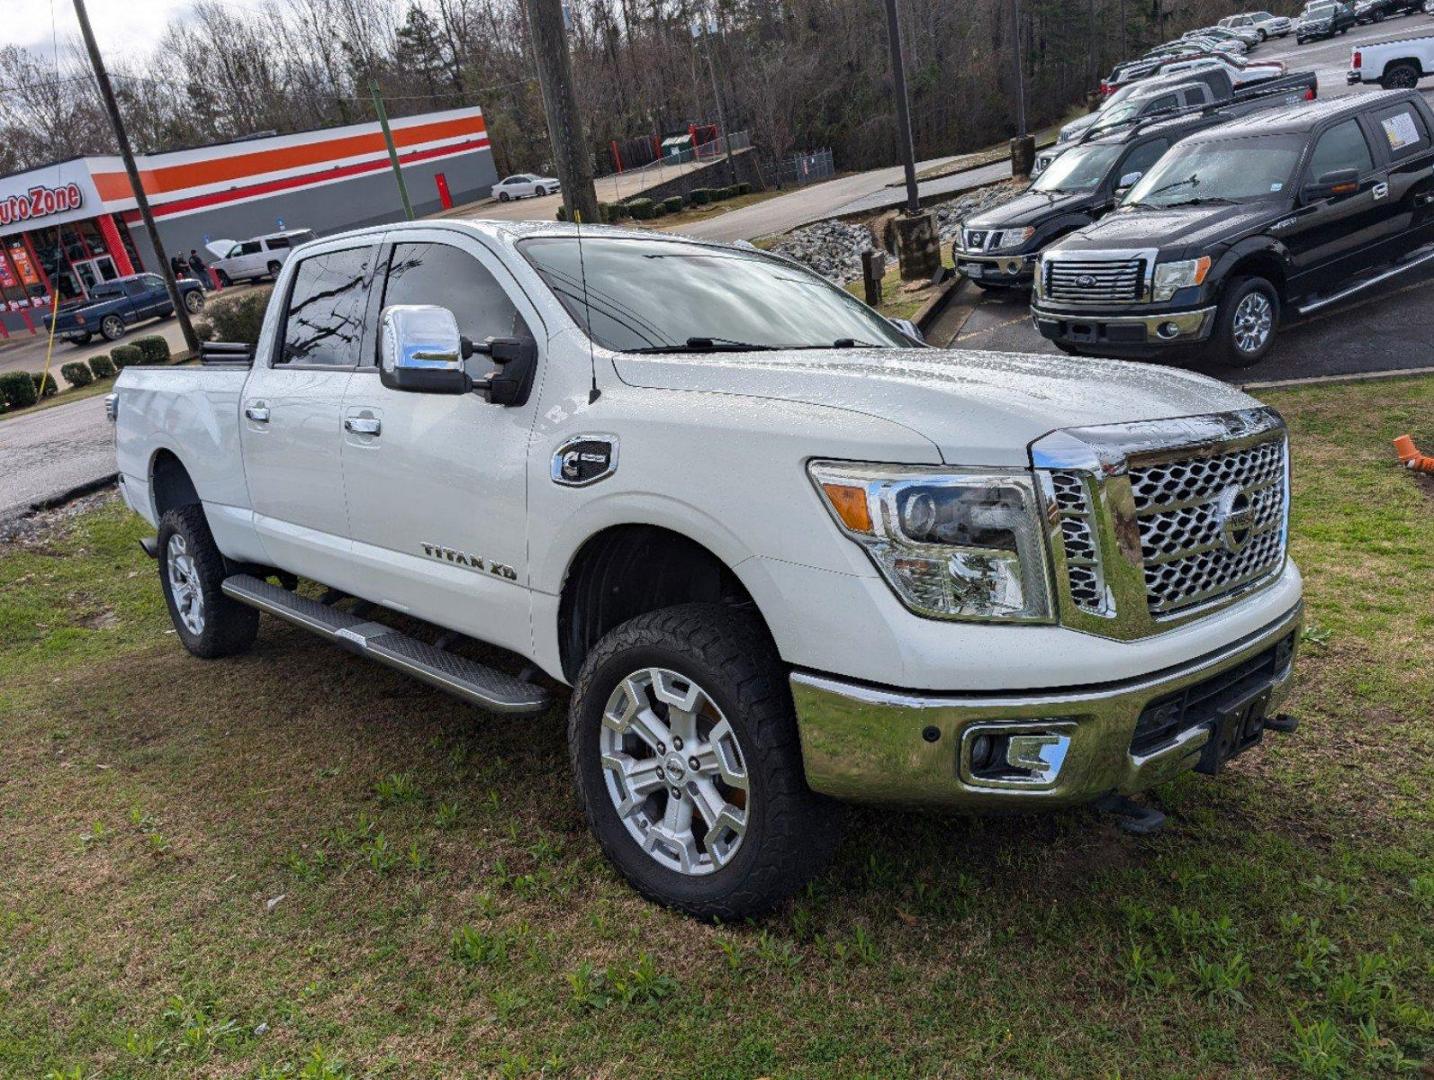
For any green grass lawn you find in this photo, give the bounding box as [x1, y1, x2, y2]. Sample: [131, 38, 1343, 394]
[1, 378, 1430, 1079]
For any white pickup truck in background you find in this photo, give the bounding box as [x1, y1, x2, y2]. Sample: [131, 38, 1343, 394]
[109, 221, 1304, 918]
[1348, 30, 1434, 88]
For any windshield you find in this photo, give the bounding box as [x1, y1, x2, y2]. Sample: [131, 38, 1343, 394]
[1303, 2, 1334, 14]
[519, 236, 914, 352]
[1032, 143, 1125, 193]
[1123, 133, 1303, 207]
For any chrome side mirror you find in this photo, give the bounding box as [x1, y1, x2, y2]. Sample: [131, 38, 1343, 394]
[889, 317, 924, 344]
[379, 304, 471, 394]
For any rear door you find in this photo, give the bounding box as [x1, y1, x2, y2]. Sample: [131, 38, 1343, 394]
[338, 229, 544, 654]
[239, 238, 380, 583]
[1363, 98, 1434, 252]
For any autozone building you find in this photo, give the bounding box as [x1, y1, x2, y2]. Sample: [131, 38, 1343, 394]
[0, 106, 496, 335]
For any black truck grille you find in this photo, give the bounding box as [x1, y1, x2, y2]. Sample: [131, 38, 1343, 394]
[1044, 258, 1146, 304]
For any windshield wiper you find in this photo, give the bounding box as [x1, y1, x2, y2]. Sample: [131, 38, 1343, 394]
[628, 336, 777, 354]
[1161, 196, 1238, 208]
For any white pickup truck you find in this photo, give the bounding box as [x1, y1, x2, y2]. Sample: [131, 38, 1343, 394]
[1348, 30, 1434, 88]
[109, 221, 1304, 918]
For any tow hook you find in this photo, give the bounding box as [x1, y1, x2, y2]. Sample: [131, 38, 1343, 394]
[1095, 793, 1167, 836]
[1265, 713, 1299, 734]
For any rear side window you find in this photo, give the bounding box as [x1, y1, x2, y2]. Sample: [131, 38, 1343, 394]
[123, 280, 147, 296]
[278, 246, 375, 367]
[1371, 103, 1431, 161]
[266, 236, 291, 249]
[1308, 119, 1374, 178]
[380, 243, 532, 375]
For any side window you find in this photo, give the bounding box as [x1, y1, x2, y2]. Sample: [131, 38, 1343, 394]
[1145, 93, 1180, 114]
[1119, 139, 1170, 184]
[123, 280, 147, 297]
[1371, 103, 1431, 161]
[240, 241, 263, 255]
[1308, 119, 1374, 179]
[380, 243, 533, 377]
[278, 246, 374, 368]
[226, 245, 243, 258]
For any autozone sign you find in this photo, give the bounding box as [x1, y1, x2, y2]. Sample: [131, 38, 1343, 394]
[0, 183, 84, 227]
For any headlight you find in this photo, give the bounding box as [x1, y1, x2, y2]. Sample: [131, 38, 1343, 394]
[991, 226, 1036, 252]
[809, 462, 1053, 622]
[1152, 255, 1211, 302]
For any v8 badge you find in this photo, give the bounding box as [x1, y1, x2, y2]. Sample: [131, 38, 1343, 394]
[552, 434, 618, 487]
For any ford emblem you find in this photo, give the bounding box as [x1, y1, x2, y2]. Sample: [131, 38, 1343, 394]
[1076, 273, 1097, 287]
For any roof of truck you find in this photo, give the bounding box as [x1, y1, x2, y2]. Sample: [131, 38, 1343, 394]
[1190, 89, 1411, 137]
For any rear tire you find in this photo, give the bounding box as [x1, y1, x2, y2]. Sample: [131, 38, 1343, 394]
[157, 505, 259, 659]
[100, 314, 125, 342]
[1382, 63, 1420, 89]
[70, 332, 92, 346]
[266, 260, 282, 278]
[1212, 276, 1280, 369]
[216, 270, 232, 287]
[568, 603, 839, 920]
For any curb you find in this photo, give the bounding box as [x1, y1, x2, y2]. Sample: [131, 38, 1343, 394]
[0, 472, 119, 529]
[912, 273, 964, 334]
[1240, 366, 1434, 392]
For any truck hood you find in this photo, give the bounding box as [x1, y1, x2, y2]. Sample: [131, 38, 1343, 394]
[1052, 202, 1279, 254]
[612, 348, 1256, 466]
[205, 240, 235, 260]
[965, 188, 1091, 230]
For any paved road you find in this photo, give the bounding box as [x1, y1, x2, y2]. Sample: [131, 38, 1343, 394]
[1256, 12, 1433, 98]
[0, 394, 114, 520]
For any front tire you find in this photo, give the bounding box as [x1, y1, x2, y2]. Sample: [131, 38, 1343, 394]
[534, 185, 548, 197]
[184, 289, 204, 313]
[157, 505, 259, 659]
[498, 191, 510, 202]
[569, 604, 838, 920]
[1213, 276, 1280, 368]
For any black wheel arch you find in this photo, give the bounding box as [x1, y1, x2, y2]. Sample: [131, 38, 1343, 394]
[557, 524, 770, 684]
[149, 449, 201, 521]
[1211, 241, 1291, 310]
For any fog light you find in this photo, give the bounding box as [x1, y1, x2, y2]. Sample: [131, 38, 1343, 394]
[1157, 321, 1182, 340]
[961, 722, 1075, 787]
[970, 733, 995, 769]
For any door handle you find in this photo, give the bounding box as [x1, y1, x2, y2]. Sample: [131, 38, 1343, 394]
[344, 416, 382, 436]
[244, 405, 270, 423]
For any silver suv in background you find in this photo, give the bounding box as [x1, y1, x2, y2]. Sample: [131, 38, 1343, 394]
[1220, 11, 1295, 39]
[207, 229, 315, 285]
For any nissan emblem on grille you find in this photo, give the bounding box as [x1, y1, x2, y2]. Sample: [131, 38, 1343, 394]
[1214, 486, 1255, 553]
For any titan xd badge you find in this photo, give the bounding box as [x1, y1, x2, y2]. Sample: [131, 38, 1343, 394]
[552, 434, 618, 487]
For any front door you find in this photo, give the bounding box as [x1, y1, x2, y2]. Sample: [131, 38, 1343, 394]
[339, 230, 544, 656]
[1284, 117, 1395, 293]
[73, 255, 119, 296]
[239, 240, 380, 585]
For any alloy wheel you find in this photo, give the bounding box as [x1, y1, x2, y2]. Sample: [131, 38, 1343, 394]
[166, 533, 205, 635]
[1232, 291, 1273, 355]
[599, 667, 749, 876]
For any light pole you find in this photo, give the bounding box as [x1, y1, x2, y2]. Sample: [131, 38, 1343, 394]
[1008, 0, 1036, 177]
[691, 8, 738, 187]
[524, 0, 600, 223]
[881, 0, 938, 280]
[882, 0, 920, 215]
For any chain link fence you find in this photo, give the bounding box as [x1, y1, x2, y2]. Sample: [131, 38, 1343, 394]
[773, 148, 835, 188]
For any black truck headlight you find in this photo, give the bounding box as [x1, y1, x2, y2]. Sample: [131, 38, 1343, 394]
[809, 462, 1053, 622]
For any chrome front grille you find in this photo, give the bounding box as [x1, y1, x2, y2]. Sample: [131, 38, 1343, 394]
[1128, 437, 1287, 615]
[1033, 408, 1292, 640]
[1044, 258, 1146, 304]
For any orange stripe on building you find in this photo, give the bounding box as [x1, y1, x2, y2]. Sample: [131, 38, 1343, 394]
[92, 113, 487, 202]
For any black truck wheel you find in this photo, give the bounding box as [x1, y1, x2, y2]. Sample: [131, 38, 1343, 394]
[1382, 63, 1420, 89]
[1213, 276, 1280, 368]
[100, 314, 126, 342]
[568, 603, 838, 920]
[157, 505, 259, 659]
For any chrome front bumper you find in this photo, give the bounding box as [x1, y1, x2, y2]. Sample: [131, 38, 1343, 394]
[791, 601, 1302, 808]
[1032, 304, 1216, 348]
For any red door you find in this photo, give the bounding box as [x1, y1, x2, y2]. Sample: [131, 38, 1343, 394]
[435, 172, 453, 210]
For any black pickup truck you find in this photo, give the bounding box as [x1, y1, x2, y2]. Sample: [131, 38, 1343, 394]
[956, 73, 1317, 290]
[1031, 92, 1434, 367]
[44, 272, 206, 345]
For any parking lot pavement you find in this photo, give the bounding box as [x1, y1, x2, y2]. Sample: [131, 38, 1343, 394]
[1256, 14, 1434, 98]
[942, 259, 1434, 384]
[0, 394, 115, 520]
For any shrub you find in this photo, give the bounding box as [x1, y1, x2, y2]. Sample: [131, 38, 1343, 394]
[0, 370, 38, 411]
[110, 345, 141, 370]
[603, 201, 631, 223]
[60, 361, 94, 388]
[555, 205, 568, 221]
[89, 354, 116, 379]
[688, 188, 712, 206]
[133, 335, 171, 365]
[662, 196, 684, 213]
[625, 197, 655, 220]
[193, 288, 271, 349]
[651, 202, 668, 218]
[32, 371, 58, 398]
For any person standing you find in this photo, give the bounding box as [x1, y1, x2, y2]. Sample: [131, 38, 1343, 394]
[187, 248, 209, 290]
[171, 254, 187, 279]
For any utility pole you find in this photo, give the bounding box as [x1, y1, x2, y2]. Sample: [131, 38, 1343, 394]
[73, 0, 199, 355]
[882, 0, 920, 215]
[524, 0, 599, 223]
[1011, 0, 1027, 137]
[371, 81, 414, 220]
[693, 9, 737, 187]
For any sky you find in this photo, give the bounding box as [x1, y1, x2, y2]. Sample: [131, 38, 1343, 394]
[6, 0, 275, 61]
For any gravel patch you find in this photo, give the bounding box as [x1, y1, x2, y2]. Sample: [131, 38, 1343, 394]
[0, 486, 118, 547]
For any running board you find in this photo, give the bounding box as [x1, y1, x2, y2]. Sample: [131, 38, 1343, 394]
[1297, 242, 1434, 316]
[220, 574, 552, 716]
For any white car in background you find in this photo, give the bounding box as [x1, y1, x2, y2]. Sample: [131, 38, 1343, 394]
[490, 174, 561, 202]
[1220, 11, 1295, 38]
[206, 229, 315, 285]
